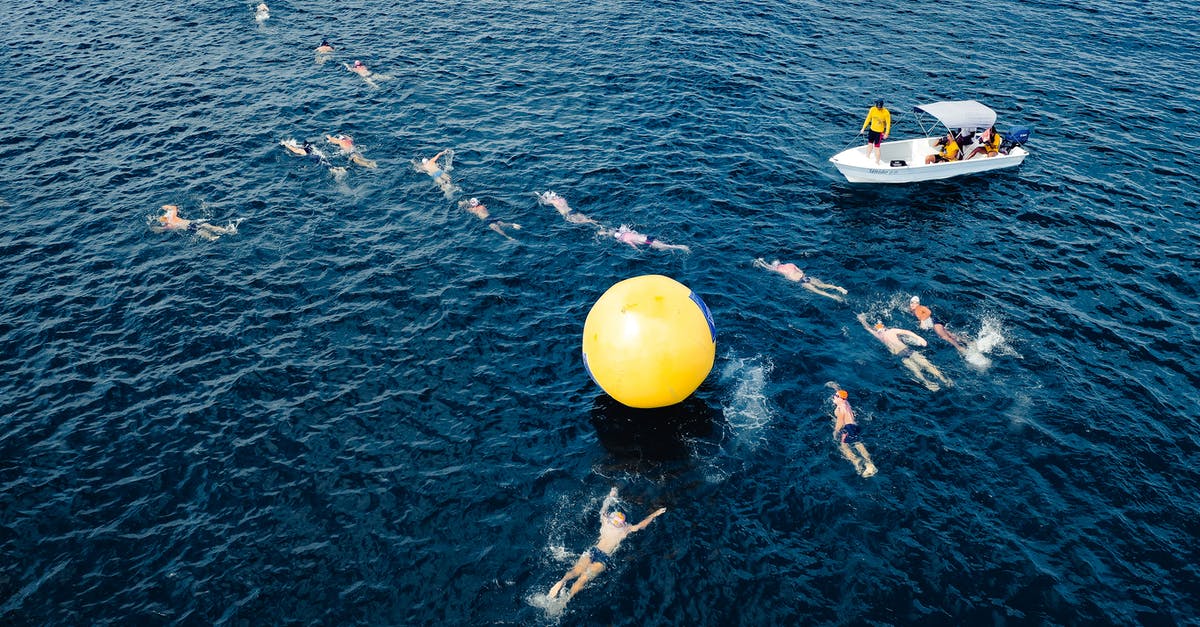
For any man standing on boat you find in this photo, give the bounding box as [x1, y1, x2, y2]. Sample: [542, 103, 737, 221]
[860, 98, 891, 165]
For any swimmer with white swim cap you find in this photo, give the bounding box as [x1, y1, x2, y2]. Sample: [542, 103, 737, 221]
[537, 190, 599, 226]
[829, 386, 877, 478]
[548, 487, 666, 604]
[908, 296, 968, 353]
[254, 3, 269, 21]
[598, 225, 690, 252]
[151, 204, 238, 241]
[459, 197, 521, 240]
[753, 258, 847, 302]
[857, 313, 953, 392]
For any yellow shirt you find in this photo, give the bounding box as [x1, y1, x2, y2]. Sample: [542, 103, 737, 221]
[940, 139, 960, 161]
[861, 107, 891, 134]
[986, 131, 1003, 152]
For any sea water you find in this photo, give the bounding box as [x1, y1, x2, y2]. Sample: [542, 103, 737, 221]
[1, 0, 1197, 624]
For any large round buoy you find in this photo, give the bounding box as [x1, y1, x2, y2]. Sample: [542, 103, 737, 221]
[581, 275, 716, 408]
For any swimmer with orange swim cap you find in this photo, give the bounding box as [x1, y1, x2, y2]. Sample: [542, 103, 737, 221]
[909, 296, 968, 354]
[857, 313, 953, 392]
[829, 386, 877, 478]
[548, 487, 666, 604]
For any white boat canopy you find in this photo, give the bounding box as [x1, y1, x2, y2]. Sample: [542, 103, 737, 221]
[913, 100, 997, 132]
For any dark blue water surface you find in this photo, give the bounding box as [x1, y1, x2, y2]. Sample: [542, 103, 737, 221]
[2, 0, 1198, 624]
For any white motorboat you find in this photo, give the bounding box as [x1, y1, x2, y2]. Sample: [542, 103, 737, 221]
[829, 100, 1029, 184]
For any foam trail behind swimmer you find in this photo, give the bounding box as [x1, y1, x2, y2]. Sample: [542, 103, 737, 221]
[964, 315, 1022, 370]
[719, 353, 774, 451]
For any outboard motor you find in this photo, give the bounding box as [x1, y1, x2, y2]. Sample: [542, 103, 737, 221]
[1000, 126, 1031, 154]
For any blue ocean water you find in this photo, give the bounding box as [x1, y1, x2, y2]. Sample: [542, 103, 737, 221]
[1, 0, 1198, 624]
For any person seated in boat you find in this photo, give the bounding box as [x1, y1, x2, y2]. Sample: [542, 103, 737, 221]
[954, 128, 975, 148]
[753, 258, 847, 302]
[460, 197, 521, 240]
[598, 225, 690, 252]
[860, 99, 891, 165]
[924, 131, 960, 164]
[966, 126, 1003, 159]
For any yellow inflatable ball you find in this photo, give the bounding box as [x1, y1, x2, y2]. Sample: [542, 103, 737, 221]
[581, 275, 716, 408]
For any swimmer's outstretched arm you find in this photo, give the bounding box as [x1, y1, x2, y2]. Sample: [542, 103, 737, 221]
[630, 508, 666, 532]
[856, 313, 874, 331]
[752, 258, 772, 270]
[600, 488, 618, 518]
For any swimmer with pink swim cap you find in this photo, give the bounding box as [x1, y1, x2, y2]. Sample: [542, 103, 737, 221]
[548, 487, 666, 604]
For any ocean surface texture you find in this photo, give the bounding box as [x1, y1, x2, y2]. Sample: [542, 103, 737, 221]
[2, 0, 1197, 624]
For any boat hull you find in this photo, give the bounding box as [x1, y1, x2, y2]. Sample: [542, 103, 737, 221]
[829, 138, 1027, 184]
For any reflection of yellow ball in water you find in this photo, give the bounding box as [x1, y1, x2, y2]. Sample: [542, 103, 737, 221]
[582, 275, 716, 408]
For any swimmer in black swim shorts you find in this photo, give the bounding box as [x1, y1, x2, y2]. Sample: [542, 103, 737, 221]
[830, 387, 876, 477]
[909, 296, 968, 354]
[858, 313, 953, 392]
[548, 487, 667, 604]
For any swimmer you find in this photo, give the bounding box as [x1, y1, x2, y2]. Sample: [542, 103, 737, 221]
[315, 39, 334, 54]
[537, 190, 599, 226]
[908, 296, 968, 353]
[344, 59, 371, 77]
[857, 313, 953, 392]
[340, 59, 382, 87]
[459, 197, 521, 240]
[325, 134, 377, 168]
[254, 3, 269, 21]
[830, 388, 877, 478]
[548, 487, 666, 604]
[282, 138, 350, 177]
[598, 225, 690, 252]
[753, 258, 848, 302]
[418, 149, 457, 197]
[281, 138, 327, 162]
[151, 205, 238, 241]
